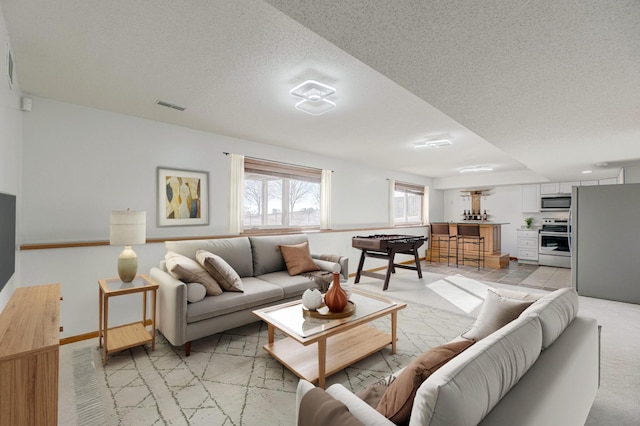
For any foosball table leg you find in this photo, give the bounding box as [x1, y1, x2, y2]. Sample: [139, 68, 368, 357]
[383, 249, 396, 291]
[413, 247, 423, 278]
[355, 250, 367, 283]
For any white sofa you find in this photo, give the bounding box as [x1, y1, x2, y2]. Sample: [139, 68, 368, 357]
[296, 288, 600, 426]
[150, 234, 348, 356]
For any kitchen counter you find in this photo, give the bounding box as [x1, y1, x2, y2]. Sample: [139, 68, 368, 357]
[428, 222, 510, 269]
[449, 221, 509, 225]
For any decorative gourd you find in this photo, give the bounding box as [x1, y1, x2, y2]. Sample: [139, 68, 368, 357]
[302, 288, 323, 311]
[324, 273, 348, 313]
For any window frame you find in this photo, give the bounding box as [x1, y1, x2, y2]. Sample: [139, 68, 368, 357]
[243, 158, 322, 231]
[393, 181, 425, 226]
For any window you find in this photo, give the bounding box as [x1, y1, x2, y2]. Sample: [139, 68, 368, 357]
[243, 158, 321, 229]
[394, 181, 424, 225]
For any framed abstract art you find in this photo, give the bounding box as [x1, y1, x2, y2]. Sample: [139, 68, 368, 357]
[157, 167, 209, 226]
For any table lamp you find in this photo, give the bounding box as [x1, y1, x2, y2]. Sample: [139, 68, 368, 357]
[110, 209, 146, 282]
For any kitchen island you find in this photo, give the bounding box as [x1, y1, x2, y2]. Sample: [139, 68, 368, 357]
[427, 222, 510, 269]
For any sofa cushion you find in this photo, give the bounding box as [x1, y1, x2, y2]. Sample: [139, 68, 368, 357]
[298, 387, 364, 426]
[186, 283, 207, 303]
[249, 234, 309, 276]
[494, 287, 545, 302]
[186, 278, 284, 323]
[462, 289, 534, 340]
[165, 251, 223, 296]
[410, 314, 543, 426]
[257, 271, 322, 298]
[196, 250, 244, 292]
[520, 287, 579, 349]
[376, 339, 475, 424]
[166, 237, 253, 277]
[279, 241, 320, 275]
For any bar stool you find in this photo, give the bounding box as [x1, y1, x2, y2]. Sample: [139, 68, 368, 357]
[429, 223, 456, 266]
[456, 224, 485, 270]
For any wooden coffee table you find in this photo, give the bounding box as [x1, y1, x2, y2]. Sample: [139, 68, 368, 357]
[253, 289, 406, 388]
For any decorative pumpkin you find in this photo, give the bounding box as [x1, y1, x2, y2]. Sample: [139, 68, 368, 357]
[324, 273, 348, 313]
[302, 288, 323, 311]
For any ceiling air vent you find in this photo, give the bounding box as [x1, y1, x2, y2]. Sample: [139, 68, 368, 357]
[155, 100, 186, 111]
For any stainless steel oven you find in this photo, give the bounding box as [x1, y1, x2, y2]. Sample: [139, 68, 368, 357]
[538, 218, 571, 268]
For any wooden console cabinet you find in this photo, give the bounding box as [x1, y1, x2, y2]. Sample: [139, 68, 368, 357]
[0, 283, 61, 426]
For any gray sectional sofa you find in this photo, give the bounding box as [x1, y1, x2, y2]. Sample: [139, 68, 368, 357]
[296, 287, 600, 425]
[150, 234, 348, 355]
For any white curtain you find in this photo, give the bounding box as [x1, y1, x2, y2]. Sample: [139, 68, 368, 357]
[228, 153, 244, 234]
[321, 169, 332, 229]
[388, 179, 395, 226]
[422, 185, 429, 225]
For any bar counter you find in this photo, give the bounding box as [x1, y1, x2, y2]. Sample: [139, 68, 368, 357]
[428, 222, 510, 269]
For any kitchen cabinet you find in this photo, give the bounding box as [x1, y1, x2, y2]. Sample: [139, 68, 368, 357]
[521, 185, 540, 212]
[517, 229, 538, 264]
[540, 182, 579, 194]
[598, 178, 618, 185]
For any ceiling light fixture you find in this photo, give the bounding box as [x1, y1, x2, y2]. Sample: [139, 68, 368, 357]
[290, 80, 336, 115]
[414, 139, 453, 149]
[581, 170, 593, 174]
[460, 166, 494, 173]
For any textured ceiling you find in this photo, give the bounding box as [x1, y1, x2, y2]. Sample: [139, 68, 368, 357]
[2, 0, 639, 188]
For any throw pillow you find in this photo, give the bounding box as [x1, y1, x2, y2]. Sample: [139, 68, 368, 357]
[196, 250, 244, 292]
[375, 339, 476, 424]
[462, 289, 535, 340]
[279, 242, 320, 276]
[299, 387, 364, 426]
[186, 283, 207, 303]
[165, 251, 223, 296]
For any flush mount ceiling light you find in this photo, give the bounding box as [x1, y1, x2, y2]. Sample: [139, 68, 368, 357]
[460, 166, 494, 173]
[290, 80, 336, 115]
[414, 139, 453, 149]
[581, 170, 593, 174]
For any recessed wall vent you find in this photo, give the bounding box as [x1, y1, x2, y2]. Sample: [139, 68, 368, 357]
[155, 100, 186, 111]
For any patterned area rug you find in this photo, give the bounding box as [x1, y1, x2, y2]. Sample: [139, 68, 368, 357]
[86, 303, 474, 425]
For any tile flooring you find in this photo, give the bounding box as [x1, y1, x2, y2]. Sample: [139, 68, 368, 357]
[423, 260, 572, 291]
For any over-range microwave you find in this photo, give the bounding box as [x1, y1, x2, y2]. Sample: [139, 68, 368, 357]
[540, 194, 572, 211]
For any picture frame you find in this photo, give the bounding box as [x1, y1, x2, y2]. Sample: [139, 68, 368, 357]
[157, 167, 209, 226]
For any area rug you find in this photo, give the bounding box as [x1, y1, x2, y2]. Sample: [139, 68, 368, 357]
[85, 302, 474, 425]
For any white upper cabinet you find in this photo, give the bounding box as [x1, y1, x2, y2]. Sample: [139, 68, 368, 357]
[598, 178, 618, 185]
[521, 184, 540, 212]
[540, 182, 579, 194]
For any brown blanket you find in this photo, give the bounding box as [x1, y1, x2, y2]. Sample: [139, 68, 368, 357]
[298, 387, 364, 426]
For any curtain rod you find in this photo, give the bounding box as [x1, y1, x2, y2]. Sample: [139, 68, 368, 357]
[223, 152, 333, 172]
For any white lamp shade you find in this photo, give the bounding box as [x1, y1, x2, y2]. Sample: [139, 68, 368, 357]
[110, 210, 146, 246]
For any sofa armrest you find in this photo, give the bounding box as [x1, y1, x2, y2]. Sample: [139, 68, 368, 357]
[311, 254, 349, 281]
[150, 266, 188, 347]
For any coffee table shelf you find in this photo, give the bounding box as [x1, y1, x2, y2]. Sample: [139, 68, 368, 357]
[264, 324, 391, 384]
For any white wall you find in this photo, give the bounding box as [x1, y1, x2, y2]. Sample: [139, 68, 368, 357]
[0, 4, 22, 310]
[19, 96, 431, 337]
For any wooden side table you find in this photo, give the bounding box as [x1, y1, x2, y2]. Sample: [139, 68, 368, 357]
[98, 274, 158, 365]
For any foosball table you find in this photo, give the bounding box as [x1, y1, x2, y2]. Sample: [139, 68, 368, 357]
[352, 234, 428, 291]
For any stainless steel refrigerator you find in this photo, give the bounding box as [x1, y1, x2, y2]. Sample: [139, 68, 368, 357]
[571, 183, 640, 304]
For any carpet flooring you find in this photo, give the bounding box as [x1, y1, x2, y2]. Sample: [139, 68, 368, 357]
[59, 262, 640, 425]
[70, 300, 474, 425]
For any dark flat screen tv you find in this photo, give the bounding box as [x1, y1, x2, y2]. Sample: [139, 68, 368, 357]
[0, 192, 16, 293]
